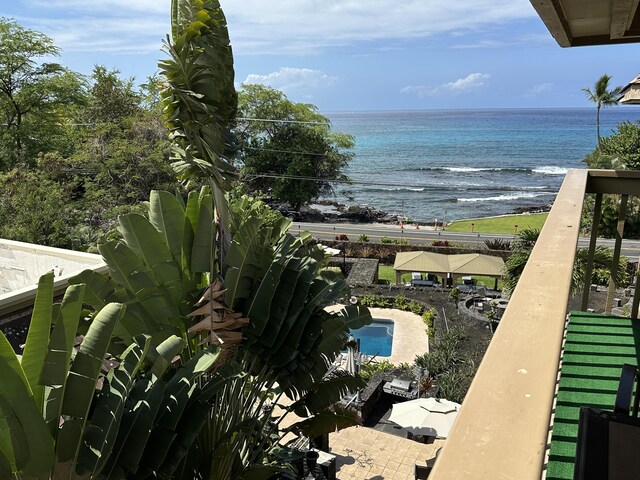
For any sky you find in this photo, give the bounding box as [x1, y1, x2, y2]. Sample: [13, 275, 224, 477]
[3, 0, 640, 112]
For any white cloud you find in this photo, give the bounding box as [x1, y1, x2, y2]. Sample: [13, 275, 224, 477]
[443, 73, 491, 91]
[244, 67, 337, 93]
[224, 0, 535, 55]
[525, 82, 553, 97]
[402, 73, 491, 97]
[10, 0, 535, 56]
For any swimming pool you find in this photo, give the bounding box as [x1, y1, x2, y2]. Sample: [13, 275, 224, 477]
[350, 319, 394, 357]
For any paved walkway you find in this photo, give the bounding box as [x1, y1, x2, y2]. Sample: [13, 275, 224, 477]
[330, 426, 445, 479]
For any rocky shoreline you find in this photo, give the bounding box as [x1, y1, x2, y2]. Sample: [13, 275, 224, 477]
[272, 200, 552, 225]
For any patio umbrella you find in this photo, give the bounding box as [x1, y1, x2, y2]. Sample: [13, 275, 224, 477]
[389, 398, 460, 438]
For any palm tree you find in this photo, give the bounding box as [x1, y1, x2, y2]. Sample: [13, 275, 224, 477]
[582, 74, 622, 147]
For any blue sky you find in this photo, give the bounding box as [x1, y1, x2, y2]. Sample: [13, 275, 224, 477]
[3, 0, 640, 111]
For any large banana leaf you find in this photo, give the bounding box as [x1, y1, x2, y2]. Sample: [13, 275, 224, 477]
[55, 303, 125, 467]
[102, 335, 189, 478]
[0, 333, 54, 476]
[74, 335, 151, 477]
[131, 348, 220, 477]
[288, 372, 366, 417]
[20, 270, 54, 410]
[224, 215, 265, 309]
[149, 190, 187, 269]
[118, 213, 183, 305]
[99, 241, 178, 326]
[40, 284, 86, 436]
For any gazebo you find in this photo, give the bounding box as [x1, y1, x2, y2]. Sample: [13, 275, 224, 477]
[393, 251, 504, 287]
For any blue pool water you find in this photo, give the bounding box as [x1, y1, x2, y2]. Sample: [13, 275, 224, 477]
[350, 319, 394, 357]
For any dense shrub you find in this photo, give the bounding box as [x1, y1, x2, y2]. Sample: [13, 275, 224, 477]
[413, 326, 474, 403]
[484, 238, 511, 250]
[360, 359, 396, 381]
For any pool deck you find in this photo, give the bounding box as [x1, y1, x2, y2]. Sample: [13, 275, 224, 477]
[368, 307, 429, 364]
[326, 305, 430, 364]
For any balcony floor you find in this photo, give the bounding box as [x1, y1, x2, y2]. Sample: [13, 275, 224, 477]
[547, 311, 640, 479]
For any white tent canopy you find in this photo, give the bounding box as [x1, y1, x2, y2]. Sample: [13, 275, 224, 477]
[393, 251, 504, 284]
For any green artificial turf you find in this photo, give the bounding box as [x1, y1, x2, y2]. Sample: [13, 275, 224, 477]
[446, 213, 548, 234]
[546, 312, 640, 480]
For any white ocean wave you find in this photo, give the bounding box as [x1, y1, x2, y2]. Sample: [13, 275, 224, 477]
[532, 166, 568, 175]
[457, 192, 549, 203]
[445, 167, 498, 172]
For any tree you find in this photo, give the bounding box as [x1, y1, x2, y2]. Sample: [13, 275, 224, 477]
[237, 84, 354, 209]
[582, 74, 622, 147]
[67, 67, 178, 234]
[0, 18, 86, 167]
[503, 228, 628, 294]
[0, 169, 77, 248]
[582, 121, 640, 239]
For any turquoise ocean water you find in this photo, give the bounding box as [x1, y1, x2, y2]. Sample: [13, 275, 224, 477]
[324, 108, 640, 222]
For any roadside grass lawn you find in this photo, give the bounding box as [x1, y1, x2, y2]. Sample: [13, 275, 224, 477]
[378, 265, 503, 290]
[446, 213, 548, 234]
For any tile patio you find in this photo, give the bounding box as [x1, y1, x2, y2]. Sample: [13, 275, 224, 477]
[329, 426, 445, 480]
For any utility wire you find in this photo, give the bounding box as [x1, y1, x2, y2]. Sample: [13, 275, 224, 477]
[242, 146, 330, 157]
[237, 117, 330, 125]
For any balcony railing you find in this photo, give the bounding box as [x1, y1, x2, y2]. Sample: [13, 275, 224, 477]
[430, 169, 640, 479]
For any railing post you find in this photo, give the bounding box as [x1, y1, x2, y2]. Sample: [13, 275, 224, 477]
[582, 193, 602, 311]
[632, 266, 640, 319]
[605, 194, 628, 314]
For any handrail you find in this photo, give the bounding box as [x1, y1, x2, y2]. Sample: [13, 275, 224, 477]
[430, 169, 588, 479]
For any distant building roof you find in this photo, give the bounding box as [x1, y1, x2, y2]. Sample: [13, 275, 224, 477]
[0, 238, 107, 316]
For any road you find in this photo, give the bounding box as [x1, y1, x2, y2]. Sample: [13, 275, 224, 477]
[292, 221, 640, 258]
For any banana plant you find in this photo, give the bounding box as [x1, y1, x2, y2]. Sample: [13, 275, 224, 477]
[159, 0, 237, 244]
[0, 272, 221, 479]
[70, 188, 215, 353]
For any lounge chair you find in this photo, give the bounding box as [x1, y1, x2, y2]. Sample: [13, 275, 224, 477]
[574, 363, 640, 479]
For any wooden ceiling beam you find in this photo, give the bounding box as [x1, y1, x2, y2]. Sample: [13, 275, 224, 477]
[530, 0, 572, 47]
[611, 0, 634, 38]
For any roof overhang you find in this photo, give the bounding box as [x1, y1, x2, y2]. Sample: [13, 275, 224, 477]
[531, 0, 640, 47]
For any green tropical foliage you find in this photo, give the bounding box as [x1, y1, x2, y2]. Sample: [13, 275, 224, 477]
[582, 74, 622, 147]
[64, 188, 370, 478]
[0, 272, 220, 478]
[159, 0, 238, 193]
[503, 227, 629, 294]
[237, 84, 354, 209]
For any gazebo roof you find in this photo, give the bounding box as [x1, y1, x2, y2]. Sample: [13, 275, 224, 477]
[393, 251, 450, 275]
[393, 251, 505, 278]
[448, 253, 505, 277]
[619, 74, 640, 104]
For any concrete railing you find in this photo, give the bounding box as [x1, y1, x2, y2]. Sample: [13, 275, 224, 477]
[430, 169, 587, 479]
[430, 169, 640, 479]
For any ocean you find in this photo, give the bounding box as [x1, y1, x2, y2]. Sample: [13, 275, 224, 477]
[324, 108, 640, 222]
